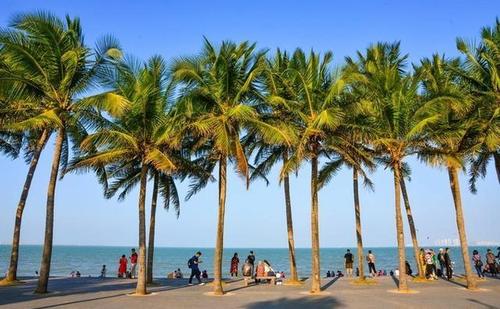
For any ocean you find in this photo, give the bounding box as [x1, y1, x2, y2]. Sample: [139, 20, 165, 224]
[0, 245, 493, 278]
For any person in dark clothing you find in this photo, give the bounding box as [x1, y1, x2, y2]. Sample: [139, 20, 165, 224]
[344, 249, 354, 278]
[405, 261, 412, 276]
[188, 251, 204, 285]
[247, 251, 256, 265]
[444, 248, 453, 279]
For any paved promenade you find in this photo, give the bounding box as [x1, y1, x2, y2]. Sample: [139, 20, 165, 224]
[1, 276, 499, 308]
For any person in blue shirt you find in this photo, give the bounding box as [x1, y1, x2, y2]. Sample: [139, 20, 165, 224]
[188, 251, 204, 285]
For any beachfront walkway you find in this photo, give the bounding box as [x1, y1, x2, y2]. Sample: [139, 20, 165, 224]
[1, 276, 499, 308]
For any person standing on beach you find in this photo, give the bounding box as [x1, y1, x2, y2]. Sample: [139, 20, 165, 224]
[230, 252, 240, 277]
[472, 250, 484, 278]
[486, 249, 498, 277]
[188, 251, 204, 285]
[246, 251, 256, 277]
[247, 251, 256, 265]
[437, 248, 446, 277]
[366, 250, 376, 276]
[344, 249, 354, 278]
[444, 248, 453, 279]
[118, 255, 127, 278]
[129, 248, 138, 279]
[100, 265, 106, 278]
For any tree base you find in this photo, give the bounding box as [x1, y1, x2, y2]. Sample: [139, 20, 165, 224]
[283, 279, 303, 286]
[127, 292, 156, 297]
[351, 278, 378, 285]
[387, 288, 419, 294]
[203, 291, 234, 297]
[0, 279, 24, 287]
[411, 277, 436, 283]
[300, 291, 331, 296]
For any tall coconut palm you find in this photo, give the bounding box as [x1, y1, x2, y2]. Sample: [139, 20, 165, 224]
[277, 49, 345, 294]
[345, 42, 428, 291]
[0, 12, 121, 292]
[416, 54, 478, 289]
[0, 66, 52, 284]
[171, 39, 290, 295]
[246, 49, 301, 283]
[455, 20, 499, 191]
[71, 55, 183, 295]
[318, 91, 377, 282]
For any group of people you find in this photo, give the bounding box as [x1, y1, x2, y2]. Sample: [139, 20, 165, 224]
[117, 248, 138, 279]
[472, 248, 499, 278]
[110, 247, 500, 282]
[419, 247, 455, 280]
[342, 249, 380, 278]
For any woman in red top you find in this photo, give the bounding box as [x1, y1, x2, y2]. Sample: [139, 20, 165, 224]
[118, 255, 127, 278]
[230, 253, 239, 277]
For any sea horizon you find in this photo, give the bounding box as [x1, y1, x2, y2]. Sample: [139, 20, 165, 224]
[2, 244, 496, 279]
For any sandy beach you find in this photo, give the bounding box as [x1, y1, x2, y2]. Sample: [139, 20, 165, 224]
[1, 275, 499, 308]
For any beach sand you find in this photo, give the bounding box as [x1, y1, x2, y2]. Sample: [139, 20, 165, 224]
[1, 275, 499, 308]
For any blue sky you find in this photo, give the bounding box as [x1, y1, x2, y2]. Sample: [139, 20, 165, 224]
[0, 0, 498, 248]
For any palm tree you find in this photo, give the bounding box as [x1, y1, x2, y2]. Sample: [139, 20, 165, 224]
[318, 91, 377, 282]
[416, 54, 478, 289]
[171, 39, 290, 295]
[455, 20, 499, 191]
[72, 55, 183, 295]
[345, 42, 428, 291]
[277, 49, 345, 294]
[247, 49, 301, 283]
[0, 12, 121, 292]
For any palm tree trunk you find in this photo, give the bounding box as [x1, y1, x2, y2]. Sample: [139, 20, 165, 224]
[213, 156, 227, 295]
[147, 172, 159, 284]
[353, 167, 365, 281]
[6, 130, 49, 283]
[310, 155, 321, 294]
[399, 173, 424, 279]
[283, 153, 299, 283]
[35, 128, 64, 294]
[447, 166, 476, 289]
[393, 164, 408, 291]
[135, 163, 149, 295]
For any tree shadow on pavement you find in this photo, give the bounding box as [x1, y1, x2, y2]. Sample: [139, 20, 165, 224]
[467, 299, 499, 309]
[390, 274, 399, 288]
[321, 277, 339, 291]
[245, 296, 343, 309]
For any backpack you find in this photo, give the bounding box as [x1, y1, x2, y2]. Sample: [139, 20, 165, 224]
[187, 257, 194, 268]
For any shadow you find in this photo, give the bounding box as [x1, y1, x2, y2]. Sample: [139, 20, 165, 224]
[390, 274, 399, 288]
[246, 296, 343, 309]
[320, 277, 339, 291]
[225, 284, 256, 293]
[442, 278, 467, 289]
[32, 293, 127, 309]
[467, 299, 500, 309]
[0, 277, 204, 306]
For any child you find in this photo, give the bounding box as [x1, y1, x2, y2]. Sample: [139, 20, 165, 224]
[100, 265, 107, 278]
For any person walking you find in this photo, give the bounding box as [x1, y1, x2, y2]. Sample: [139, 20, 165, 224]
[230, 253, 240, 277]
[129, 248, 138, 279]
[444, 248, 453, 280]
[366, 250, 377, 277]
[486, 249, 498, 277]
[472, 250, 484, 278]
[188, 251, 204, 285]
[344, 249, 354, 278]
